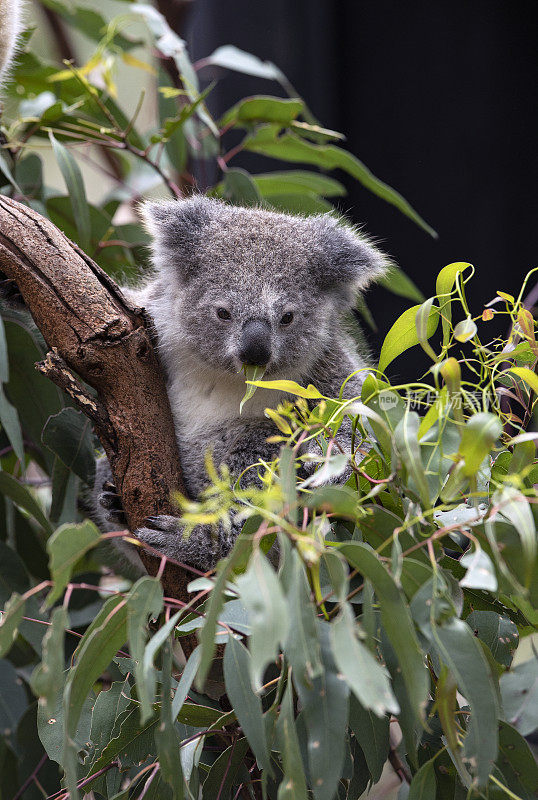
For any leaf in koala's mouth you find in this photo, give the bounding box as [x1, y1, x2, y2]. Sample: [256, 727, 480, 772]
[240, 365, 266, 415]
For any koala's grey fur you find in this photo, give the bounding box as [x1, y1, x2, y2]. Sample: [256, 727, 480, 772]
[93, 197, 389, 571]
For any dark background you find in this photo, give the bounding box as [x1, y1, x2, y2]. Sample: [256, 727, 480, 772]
[186, 0, 538, 377]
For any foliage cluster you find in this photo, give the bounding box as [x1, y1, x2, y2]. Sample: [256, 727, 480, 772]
[0, 3, 537, 800]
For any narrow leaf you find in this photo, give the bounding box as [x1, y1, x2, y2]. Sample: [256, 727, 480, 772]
[235, 549, 289, 691]
[223, 635, 271, 773]
[49, 132, 91, 250]
[379, 303, 439, 373]
[0, 592, 25, 657]
[338, 542, 429, 723]
[276, 679, 308, 800]
[126, 576, 164, 723]
[432, 617, 499, 787]
[331, 602, 398, 716]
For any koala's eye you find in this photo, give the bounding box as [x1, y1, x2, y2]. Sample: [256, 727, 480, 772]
[217, 307, 232, 321]
[280, 311, 294, 325]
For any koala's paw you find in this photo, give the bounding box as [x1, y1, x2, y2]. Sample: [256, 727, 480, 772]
[98, 481, 127, 526]
[135, 516, 217, 572]
[135, 515, 183, 559]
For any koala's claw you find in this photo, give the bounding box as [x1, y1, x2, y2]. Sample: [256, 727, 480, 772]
[143, 514, 181, 532]
[98, 482, 127, 526]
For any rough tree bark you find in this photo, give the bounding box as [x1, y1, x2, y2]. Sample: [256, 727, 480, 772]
[0, 195, 197, 641]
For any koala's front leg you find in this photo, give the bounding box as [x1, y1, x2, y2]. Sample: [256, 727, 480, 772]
[135, 515, 237, 572]
[135, 418, 281, 571]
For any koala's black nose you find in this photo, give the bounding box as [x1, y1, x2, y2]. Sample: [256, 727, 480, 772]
[239, 319, 271, 366]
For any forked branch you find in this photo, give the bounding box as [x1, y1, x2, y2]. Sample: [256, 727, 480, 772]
[0, 195, 194, 610]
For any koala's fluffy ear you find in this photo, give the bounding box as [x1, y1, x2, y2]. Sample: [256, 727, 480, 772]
[311, 214, 390, 301]
[140, 196, 215, 277]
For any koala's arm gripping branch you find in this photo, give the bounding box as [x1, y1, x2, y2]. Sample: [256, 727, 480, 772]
[0, 195, 192, 604]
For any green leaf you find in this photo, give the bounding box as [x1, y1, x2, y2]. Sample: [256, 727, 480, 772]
[0, 471, 52, 535]
[415, 297, 439, 361]
[176, 702, 230, 727]
[330, 602, 398, 716]
[283, 551, 324, 688]
[348, 695, 389, 785]
[496, 486, 537, 572]
[0, 316, 24, 462]
[276, 679, 308, 800]
[0, 385, 24, 463]
[432, 617, 499, 787]
[459, 547, 497, 591]
[244, 130, 437, 237]
[453, 317, 477, 342]
[4, 319, 64, 465]
[338, 542, 429, 723]
[64, 595, 128, 745]
[155, 637, 184, 799]
[222, 167, 262, 207]
[247, 378, 323, 399]
[223, 635, 271, 773]
[420, 415, 462, 502]
[465, 611, 518, 667]
[393, 410, 432, 508]
[265, 191, 334, 215]
[89, 678, 131, 759]
[87, 706, 158, 777]
[46, 520, 101, 606]
[222, 95, 304, 127]
[435, 262, 472, 347]
[42, 408, 95, 483]
[500, 656, 538, 737]
[171, 646, 201, 721]
[240, 364, 266, 414]
[381, 630, 420, 770]
[378, 266, 425, 303]
[0, 592, 25, 658]
[408, 758, 437, 799]
[458, 412, 502, 477]
[296, 622, 349, 800]
[139, 609, 182, 725]
[252, 170, 346, 198]
[493, 721, 538, 800]
[235, 549, 289, 691]
[49, 132, 91, 251]
[0, 152, 22, 194]
[37, 681, 94, 767]
[205, 45, 286, 80]
[196, 533, 250, 690]
[126, 576, 164, 723]
[30, 606, 68, 718]
[378, 302, 439, 373]
[202, 738, 250, 798]
[508, 365, 538, 395]
[361, 374, 406, 457]
[279, 445, 298, 525]
[305, 485, 359, 519]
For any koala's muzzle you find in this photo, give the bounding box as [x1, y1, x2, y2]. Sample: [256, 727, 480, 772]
[239, 319, 271, 367]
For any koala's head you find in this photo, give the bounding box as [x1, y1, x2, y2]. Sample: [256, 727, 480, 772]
[141, 197, 388, 376]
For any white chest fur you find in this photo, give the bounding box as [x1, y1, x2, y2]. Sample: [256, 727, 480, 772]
[167, 364, 292, 440]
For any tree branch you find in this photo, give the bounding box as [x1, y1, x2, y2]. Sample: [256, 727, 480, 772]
[0, 195, 196, 641]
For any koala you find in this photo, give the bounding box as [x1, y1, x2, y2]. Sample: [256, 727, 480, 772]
[92, 197, 389, 571]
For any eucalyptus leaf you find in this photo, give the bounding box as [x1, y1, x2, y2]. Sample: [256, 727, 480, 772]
[223, 635, 271, 773]
[379, 302, 439, 374]
[235, 549, 289, 691]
